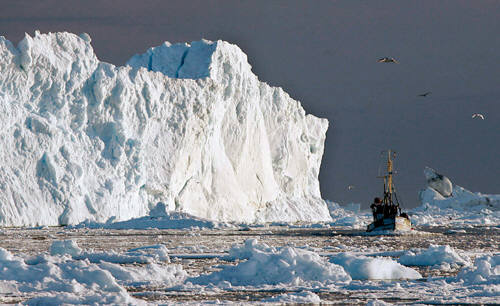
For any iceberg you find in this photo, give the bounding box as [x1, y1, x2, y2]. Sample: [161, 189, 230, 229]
[411, 167, 500, 226]
[0, 31, 330, 226]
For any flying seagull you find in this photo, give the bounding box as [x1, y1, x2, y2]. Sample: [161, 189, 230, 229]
[378, 57, 398, 63]
[418, 92, 431, 97]
[472, 113, 485, 120]
[347, 185, 355, 191]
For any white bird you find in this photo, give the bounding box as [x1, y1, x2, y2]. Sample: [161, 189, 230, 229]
[347, 185, 355, 190]
[472, 113, 485, 120]
[378, 57, 398, 63]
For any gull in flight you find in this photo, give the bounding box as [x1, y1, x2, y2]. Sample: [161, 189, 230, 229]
[378, 57, 398, 63]
[347, 185, 355, 191]
[472, 113, 485, 120]
[418, 92, 431, 97]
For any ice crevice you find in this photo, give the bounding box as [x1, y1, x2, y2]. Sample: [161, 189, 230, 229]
[175, 49, 189, 78]
[0, 31, 330, 226]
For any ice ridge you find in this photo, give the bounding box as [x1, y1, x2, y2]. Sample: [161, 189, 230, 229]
[0, 31, 330, 226]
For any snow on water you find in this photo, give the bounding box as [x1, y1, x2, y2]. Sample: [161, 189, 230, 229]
[410, 167, 500, 226]
[0, 31, 329, 226]
[330, 252, 422, 280]
[0, 240, 186, 305]
[188, 238, 351, 286]
[398, 244, 470, 267]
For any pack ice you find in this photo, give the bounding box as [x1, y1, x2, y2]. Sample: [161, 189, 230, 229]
[0, 31, 330, 226]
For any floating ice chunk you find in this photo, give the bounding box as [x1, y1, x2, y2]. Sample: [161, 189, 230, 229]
[99, 261, 187, 287]
[126, 244, 170, 262]
[50, 240, 83, 256]
[0, 247, 133, 303]
[398, 245, 470, 267]
[455, 255, 500, 284]
[189, 238, 351, 286]
[0, 244, 186, 304]
[331, 252, 422, 280]
[366, 300, 393, 306]
[262, 291, 321, 303]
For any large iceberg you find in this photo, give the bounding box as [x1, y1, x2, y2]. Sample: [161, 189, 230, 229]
[0, 31, 330, 226]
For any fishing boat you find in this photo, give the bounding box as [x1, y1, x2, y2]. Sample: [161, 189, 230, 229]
[366, 150, 412, 232]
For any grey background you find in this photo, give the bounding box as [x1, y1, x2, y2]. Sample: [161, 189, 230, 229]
[1, 1, 499, 209]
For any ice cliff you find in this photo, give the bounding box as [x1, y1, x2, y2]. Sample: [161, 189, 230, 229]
[0, 31, 330, 226]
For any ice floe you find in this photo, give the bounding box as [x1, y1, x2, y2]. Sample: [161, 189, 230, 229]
[261, 291, 321, 303]
[330, 252, 422, 280]
[0, 240, 186, 304]
[455, 255, 500, 285]
[398, 244, 470, 267]
[188, 238, 351, 286]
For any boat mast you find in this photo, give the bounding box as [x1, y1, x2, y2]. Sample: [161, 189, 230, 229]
[387, 149, 393, 197]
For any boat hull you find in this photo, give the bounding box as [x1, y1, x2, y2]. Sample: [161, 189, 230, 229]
[366, 216, 412, 232]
